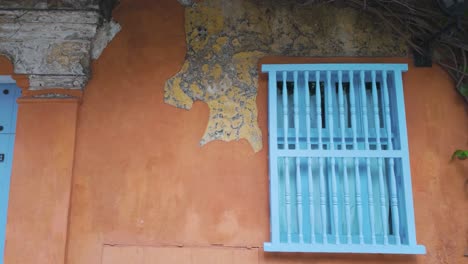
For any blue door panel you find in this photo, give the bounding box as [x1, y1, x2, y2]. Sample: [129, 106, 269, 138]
[0, 134, 15, 262]
[0, 84, 19, 134]
[0, 82, 19, 264]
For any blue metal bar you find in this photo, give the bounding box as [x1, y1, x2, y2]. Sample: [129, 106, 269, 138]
[360, 70, 376, 244]
[293, 71, 304, 243]
[372, 71, 389, 245]
[316, 71, 323, 149]
[382, 71, 401, 245]
[305, 71, 315, 244]
[338, 71, 352, 244]
[262, 64, 408, 73]
[267, 71, 280, 244]
[327, 71, 340, 244]
[282, 71, 292, 243]
[349, 70, 364, 244]
[317, 71, 327, 244]
[276, 150, 404, 158]
[393, 70, 418, 246]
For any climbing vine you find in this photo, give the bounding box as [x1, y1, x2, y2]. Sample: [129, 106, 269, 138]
[301, 0, 468, 102]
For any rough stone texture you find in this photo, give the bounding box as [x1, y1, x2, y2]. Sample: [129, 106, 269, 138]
[0, 0, 100, 10]
[0, 9, 120, 90]
[165, 0, 407, 152]
[91, 20, 122, 59]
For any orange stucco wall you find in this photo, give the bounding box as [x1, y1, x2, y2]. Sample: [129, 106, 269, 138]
[5, 99, 79, 264]
[3, 0, 467, 263]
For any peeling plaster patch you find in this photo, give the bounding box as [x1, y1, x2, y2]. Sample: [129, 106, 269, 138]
[91, 20, 121, 59]
[165, 0, 406, 152]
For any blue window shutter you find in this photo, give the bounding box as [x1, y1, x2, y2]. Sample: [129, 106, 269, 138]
[0, 82, 20, 263]
[263, 64, 425, 254]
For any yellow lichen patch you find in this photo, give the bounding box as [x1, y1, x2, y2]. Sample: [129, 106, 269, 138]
[231, 38, 240, 49]
[164, 77, 193, 110]
[181, 61, 190, 72]
[233, 51, 265, 87]
[212, 64, 222, 81]
[185, 2, 224, 53]
[202, 64, 209, 73]
[213, 37, 228, 53]
[190, 83, 203, 98]
[239, 96, 262, 152]
[201, 96, 243, 145]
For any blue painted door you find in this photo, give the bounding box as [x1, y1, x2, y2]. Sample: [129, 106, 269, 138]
[0, 82, 20, 264]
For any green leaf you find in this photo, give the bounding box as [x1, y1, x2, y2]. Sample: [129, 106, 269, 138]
[460, 84, 468, 97]
[451, 150, 468, 160]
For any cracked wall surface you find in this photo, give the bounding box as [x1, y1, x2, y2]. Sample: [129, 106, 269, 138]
[165, 0, 406, 152]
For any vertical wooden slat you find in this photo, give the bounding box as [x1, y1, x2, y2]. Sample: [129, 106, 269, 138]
[327, 71, 340, 244]
[372, 71, 389, 245]
[282, 71, 292, 243]
[317, 71, 327, 244]
[293, 71, 304, 243]
[382, 70, 401, 245]
[338, 71, 352, 244]
[268, 71, 280, 244]
[349, 70, 365, 244]
[393, 69, 417, 246]
[305, 71, 315, 244]
[360, 70, 376, 244]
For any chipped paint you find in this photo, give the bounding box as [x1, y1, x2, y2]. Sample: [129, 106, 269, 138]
[165, 0, 406, 152]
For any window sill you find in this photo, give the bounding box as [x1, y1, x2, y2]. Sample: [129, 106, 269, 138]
[264, 242, 426, 254]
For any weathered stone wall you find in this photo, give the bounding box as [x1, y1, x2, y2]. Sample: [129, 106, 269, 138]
[0, 0, 100, 9]
[165, 0, 407, 152]
[0, 9, 120, 91]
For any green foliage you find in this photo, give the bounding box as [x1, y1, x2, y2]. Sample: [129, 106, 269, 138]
[461, 84, 468, 97]
[459, 66, 468, 97]
[452, 149, 468, 160]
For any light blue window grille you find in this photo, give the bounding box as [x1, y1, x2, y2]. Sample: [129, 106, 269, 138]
[263, 64, 425, 254]
[0, 77, 20, 263]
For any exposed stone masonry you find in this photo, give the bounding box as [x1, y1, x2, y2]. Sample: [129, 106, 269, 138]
[0, 0, 120, 91]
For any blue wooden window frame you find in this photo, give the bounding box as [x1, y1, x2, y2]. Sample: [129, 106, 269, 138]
[262, 64, 425, 254]
[0, 77, 20, 263]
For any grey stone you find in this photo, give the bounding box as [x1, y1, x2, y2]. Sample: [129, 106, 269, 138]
[0, 9, 120, 90]
[91, 20, 121, 59]
[28, 75, 89, 90]
[0, 0, 100, 10]
[177, 0, 195, 7]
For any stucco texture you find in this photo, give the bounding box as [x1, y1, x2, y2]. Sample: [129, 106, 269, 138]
[4, 98, 79, 264]
[59, 0, 468, 263]
[3, 0, 467, 263]
[164, 0, 406, 152]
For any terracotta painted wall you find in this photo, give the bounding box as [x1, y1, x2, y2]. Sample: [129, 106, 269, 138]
[5, 99, 79, 264]
[3, 0, 467, 263]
